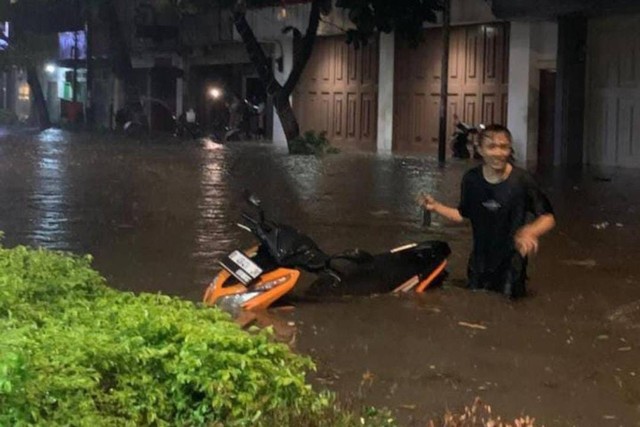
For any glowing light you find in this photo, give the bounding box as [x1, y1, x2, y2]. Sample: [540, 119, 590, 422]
[18, 83, 30, 100]
[277, 6, 287, 21]
[209, 87, 222, 99]
[45, 64, 56, 74]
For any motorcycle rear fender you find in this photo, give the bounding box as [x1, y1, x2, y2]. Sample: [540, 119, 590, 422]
[416, 259, 447, 292]
[392, 260, 448, 293]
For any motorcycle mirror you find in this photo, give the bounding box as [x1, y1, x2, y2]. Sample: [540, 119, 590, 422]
[243, 189, 262, 208]
[249, 194, 261, 208]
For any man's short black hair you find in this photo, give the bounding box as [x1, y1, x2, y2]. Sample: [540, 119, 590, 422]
[478, 124, 513, 146]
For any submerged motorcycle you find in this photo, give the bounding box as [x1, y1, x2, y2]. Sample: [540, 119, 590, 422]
[203, 193, 451, 312]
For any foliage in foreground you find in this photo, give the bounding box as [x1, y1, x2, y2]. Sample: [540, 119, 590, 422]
[0, 242, 394, 426]
[430, 398, 541, 427]
[289, 130, 339, 155]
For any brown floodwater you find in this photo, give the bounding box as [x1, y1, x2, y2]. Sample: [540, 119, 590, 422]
[0, 128, 639, 426]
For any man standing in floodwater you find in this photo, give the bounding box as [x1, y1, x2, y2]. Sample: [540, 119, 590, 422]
[418, 124, 556, 299]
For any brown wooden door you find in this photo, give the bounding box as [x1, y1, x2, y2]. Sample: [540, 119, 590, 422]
[393, 23, 509, 154]
[293, 36, 379, 151]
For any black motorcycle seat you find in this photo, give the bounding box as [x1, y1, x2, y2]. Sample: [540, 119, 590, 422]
[329, 248, 374, 265]
[263, 224, 329, 270]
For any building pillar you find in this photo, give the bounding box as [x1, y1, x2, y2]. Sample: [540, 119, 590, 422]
[7, 68, 17, 115]
[112, 77, 122, 129]
[507, 22, 536, 167]
[174, 57, 187, 117]
[1, 72, 7, 109]
[176, 77, 184, 117]
[146, 71, 152, 129]
[377, 31, 395, 153]
[272, 37, 292, 148]
[553, 14, 587, 166]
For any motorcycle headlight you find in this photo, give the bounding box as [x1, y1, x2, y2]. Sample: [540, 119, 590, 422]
[216, 291, 261, 313]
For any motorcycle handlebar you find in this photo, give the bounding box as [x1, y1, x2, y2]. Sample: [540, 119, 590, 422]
[240, 211, 271, 241]
[241, 212, 258, 225]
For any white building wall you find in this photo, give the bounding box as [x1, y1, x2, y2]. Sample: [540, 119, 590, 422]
[507, 23, 534, 166]
[239, 3, 351, 40]
[42, 67, 61, 124]
[507, 21, 557, 167]
[271, 37, 293, 147]
[377, 32, 394, 152]
[450, 0, 496, 24]
[533, 21, 558, 67]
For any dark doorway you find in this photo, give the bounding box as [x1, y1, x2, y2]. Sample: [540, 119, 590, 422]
[538, 69, 556, 167]
[190, 64, 244, 132]
[244, 77, 266, 105]
[150, 67, 178, 133]
[244, 76, 268, 139]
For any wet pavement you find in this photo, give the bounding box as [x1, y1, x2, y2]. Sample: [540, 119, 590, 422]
[0, 128, 639, 426]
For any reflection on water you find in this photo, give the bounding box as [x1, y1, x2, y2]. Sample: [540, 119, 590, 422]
[32, 129, 70, 246]
[0, 129, 466, 300]
[2, 129, 640, 426]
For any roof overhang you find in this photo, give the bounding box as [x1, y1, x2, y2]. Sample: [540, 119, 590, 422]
[10, 0, 83, 33]
[491, 0, 640, 20]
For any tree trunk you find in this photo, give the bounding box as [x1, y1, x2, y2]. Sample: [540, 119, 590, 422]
[274, 95, 299, 143]
[26, 65, 51, 130]
[233, 0, 321, 146]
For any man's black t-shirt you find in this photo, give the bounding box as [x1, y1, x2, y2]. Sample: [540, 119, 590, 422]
[458, 165, 553, 275]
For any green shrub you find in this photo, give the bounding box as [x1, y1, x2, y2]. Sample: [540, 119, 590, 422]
[0, 243, 395, 426]
[289, 130, 339, 155]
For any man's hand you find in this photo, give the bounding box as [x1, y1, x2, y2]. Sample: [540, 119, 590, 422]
[515, 214, 555, 256]
[514, 227, 539, 256]
[416, 193, 439, 211]
[416, 193, 464, 223]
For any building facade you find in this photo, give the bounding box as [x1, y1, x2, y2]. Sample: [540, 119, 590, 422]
[6, 0, 640, 169]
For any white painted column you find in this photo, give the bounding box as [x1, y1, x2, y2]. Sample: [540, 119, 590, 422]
[146, 72, 152, 129]
[176, 77, 184, 117]
[377, 31, 395, 153]
[112, 77, 122, 128]
[2, 72, 7, 109]
[272, 37, 293, 148]
[507, 22, 534, 167]
[175, 56, 184, 117]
